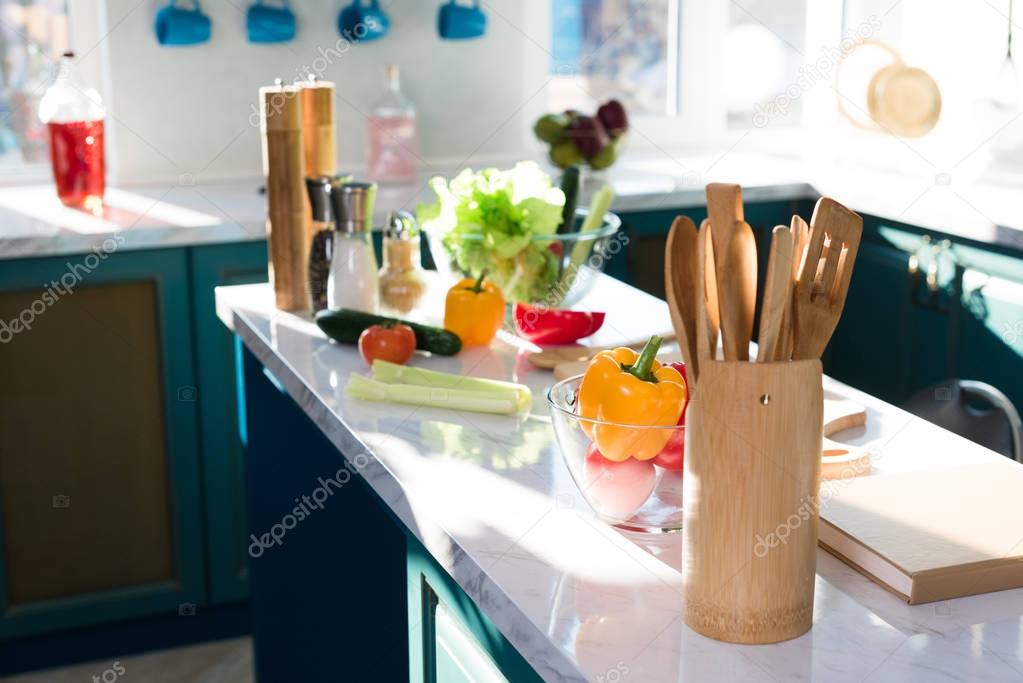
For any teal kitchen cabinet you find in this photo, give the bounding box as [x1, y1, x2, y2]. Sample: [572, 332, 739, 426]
[405, 527, 544, 683]
[825, 220, 1023, 416]
[0, 248, 206, 639]
[189, 241, 268, 604]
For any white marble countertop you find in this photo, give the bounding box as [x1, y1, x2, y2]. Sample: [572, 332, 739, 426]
[5, 151, 1023, 261]
[217, 274, 1023, 683]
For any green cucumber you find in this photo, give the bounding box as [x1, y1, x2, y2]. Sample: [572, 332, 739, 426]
[315, 309, 462, 356]
[557, 165, 581, 234]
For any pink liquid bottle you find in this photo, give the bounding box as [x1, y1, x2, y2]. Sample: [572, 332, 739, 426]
[367, 64, 418, 184]
[38, 52, 106, 214]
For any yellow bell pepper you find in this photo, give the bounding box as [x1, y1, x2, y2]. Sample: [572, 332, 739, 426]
[444, 271, 505, 348]
[577, 335, 686, 461]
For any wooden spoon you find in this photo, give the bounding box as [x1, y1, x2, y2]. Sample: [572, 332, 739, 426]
[719, 221, 757, 361]
[756, 226, 794, 362]
[695, 220, 720, 371]
[775, 214, 810, 361]
[664, 215, 701, 380]
[792, 198, 863, 360]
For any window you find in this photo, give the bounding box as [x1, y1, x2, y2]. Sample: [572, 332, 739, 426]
[549, 0, 677, 116]
[548, 0, 811, 137]
[724, 0, 807, 127]
[0, 0, 69, 168]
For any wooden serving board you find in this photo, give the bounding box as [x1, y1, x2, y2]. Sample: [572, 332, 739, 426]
[822, 398, 871, 480]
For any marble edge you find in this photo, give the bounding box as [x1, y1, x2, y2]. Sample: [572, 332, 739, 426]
[0, 222, 266, 261]
[218, 295, 590, 683]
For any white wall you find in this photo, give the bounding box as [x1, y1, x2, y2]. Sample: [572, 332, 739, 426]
[80, 0, 550, 185]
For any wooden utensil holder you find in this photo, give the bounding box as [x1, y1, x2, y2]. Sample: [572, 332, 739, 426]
[682, 359, 823, 644]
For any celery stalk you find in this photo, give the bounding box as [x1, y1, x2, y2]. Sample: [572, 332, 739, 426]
[562, 185, 616, 292]
[371, 360, 532, 412]
[346, 374, 521, 415]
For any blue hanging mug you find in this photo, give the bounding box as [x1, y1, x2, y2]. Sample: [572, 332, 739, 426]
[338, 0, 390, 43]
[437, 0, 486, 40]
[155, 0, 212, 46]
[247, 0, 296, 43]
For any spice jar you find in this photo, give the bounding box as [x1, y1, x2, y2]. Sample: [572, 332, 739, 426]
[378, 210, 426, 315]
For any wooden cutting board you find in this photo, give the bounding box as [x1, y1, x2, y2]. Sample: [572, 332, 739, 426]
[822, 399, 870, 480]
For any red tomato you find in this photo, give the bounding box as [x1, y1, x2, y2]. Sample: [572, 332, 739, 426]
[358, 324, 416, 366]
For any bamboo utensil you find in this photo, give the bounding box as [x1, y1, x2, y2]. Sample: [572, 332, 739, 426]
[664, 215, 701, 379]
[706, 183, 743, 269]
[719, 221, 757, 361]
[775, 215, 809, 361]
[668, 184, 865, 645]
[695, 220, 720, 368]
[756, 226, 794, 362]
[792, 198, 863, 360]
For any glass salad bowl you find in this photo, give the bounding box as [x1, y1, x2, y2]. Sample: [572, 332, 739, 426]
[548, 375, 684, 533]
[425, 208, 621, 308]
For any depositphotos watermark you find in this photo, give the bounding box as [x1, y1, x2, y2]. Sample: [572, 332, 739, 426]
[248, 451, 370, 557]
[0, 233, 125, 344]
[753, 444, 883, 558]
[248, 18, 381, 128]
[752, 15, 882, 127]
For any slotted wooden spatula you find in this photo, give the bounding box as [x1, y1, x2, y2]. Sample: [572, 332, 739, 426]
[792, 198, 863, 360]
[756, 226, 794, 362]
[664, 215, 701, 380]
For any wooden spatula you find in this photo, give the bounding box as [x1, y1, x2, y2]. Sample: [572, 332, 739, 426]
[775, 214, 810, 361]
[719, 221, 757, 361]
[706, 183, 743, 269]
[756, 226, 794, 362]
[695, 220, 720, 371]
[664, 215, 701, 380]
[792, 198, 863, 360]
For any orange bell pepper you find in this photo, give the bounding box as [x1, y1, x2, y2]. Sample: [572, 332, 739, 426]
[444, 271, 505, 348]
[577, 335, 686, 461]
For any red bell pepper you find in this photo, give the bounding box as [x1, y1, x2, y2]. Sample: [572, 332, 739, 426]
[513, 302, 605, 345]
[652, 362, 688, 471]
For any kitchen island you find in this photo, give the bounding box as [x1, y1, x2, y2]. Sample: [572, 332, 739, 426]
[217, 274, 1023, 683]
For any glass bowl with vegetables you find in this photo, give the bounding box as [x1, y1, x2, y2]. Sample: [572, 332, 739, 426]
[418, 162, 621, 307]
[547, 336, 688, 532]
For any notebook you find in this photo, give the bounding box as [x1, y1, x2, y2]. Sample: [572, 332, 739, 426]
[818, 460, 1023, 604]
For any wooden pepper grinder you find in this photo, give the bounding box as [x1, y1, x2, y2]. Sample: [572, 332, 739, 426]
[260, 81, 310, 312]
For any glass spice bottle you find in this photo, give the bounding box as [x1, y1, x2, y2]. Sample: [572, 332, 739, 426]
[378, 210, 426, 316]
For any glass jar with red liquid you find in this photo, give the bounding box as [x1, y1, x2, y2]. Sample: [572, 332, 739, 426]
[38, 52, 105, 214]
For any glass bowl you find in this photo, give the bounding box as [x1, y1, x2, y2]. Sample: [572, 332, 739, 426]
[548, 375, 684, 533]
[425, 208, 621, 307]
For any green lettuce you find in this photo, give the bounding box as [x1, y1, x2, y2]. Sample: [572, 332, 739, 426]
[417, 162, 565, 303]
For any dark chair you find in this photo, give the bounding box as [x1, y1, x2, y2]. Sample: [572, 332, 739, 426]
[901, 380, 1022, 462]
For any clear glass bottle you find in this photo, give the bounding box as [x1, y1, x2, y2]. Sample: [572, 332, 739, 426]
[38, 52, 105, 214]
[327, 182, 379, 313]
[378, 210, 426, 316]
[367, 65, 418, 184]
